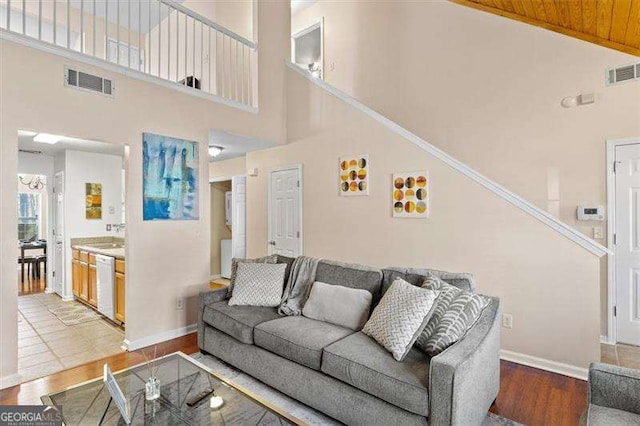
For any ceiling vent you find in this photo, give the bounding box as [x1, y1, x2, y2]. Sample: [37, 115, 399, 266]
[607, 61, 640, 85]
[64, 67, 114, 97]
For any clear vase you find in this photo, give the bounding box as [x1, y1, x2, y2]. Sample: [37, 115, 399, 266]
[145, 376, 160, 401]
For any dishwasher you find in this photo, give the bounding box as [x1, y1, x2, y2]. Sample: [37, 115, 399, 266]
[96, 255, 116, 322]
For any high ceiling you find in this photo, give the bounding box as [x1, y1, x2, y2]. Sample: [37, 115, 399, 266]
[451, 0, 640, 57]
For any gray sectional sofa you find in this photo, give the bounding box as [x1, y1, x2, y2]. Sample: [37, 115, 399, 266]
[197, 257, 501, 425]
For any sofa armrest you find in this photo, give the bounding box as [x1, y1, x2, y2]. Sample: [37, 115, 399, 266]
[197, 287, 228, 350]
[429, 297, 501, 426]
[588, 362, 640, 415]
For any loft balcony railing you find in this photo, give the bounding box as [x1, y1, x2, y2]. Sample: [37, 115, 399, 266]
[0, 0, 257, 109]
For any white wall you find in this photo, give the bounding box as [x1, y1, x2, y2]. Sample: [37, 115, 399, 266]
[60, 150, 124, 298]
[17, 152, 55, 291]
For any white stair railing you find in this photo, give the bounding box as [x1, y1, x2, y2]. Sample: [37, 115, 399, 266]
[0, 0, 257, 108]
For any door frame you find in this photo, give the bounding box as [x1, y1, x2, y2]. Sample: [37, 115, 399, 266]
[605, 137, 640, 344]
[267, 164, 303, 256]
[52, 171, 66, 298]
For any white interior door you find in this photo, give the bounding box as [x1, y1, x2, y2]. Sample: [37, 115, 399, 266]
[53, 172, 65, 296]
[615, 143, 640, 345]
[268, 167, 301, 257]
[231, 176, 246, 259]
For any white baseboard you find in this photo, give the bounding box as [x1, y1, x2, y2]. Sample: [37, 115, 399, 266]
[123, 324, 197, 352]
[500, 350, 588, 381]
[61, 295, 74, 302]
[600, 335, 615, 345]
[209, 274, 221, 280]
[0, 373, 22, 390]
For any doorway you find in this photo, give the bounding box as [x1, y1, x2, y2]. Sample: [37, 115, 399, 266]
[607, 139, 640, 347]
[210, 175, 247, 284]
[16, 130, 127, 383]
[292, 19, 324, 79]
[268, 165, 303, 257]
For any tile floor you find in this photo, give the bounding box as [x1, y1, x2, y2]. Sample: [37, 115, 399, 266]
[18, 293, 125, 383]
[601, 342, 640, 370]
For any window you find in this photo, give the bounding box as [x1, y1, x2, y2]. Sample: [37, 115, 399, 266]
[17, 193, 41, 241]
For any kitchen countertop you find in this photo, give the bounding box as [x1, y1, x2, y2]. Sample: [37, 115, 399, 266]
[72, 244, 125, 260]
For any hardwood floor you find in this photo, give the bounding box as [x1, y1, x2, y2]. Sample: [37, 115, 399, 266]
[18, 267, 46, 296]
[1, 332, 589, 425]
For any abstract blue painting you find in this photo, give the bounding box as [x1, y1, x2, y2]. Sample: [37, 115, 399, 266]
[143, 133, 199, 221]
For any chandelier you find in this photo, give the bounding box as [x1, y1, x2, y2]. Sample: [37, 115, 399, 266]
[19, 175, 46, 190]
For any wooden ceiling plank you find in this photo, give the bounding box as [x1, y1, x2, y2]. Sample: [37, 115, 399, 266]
[542, 0, 560, 25]
[520, 0, 539, 19]
[511, 0, 528, 16]
[554, 0, 573, 29]
[530, 0, 549, 21]
[610, 0, 633, 43]
[449, 0, 640, 57]
[477, 0, 496, 7]
[582, 0, 597, 35]
[624, 0, 640, 48]
[567, 0, 583, 31]
[596, 0, 615, 40]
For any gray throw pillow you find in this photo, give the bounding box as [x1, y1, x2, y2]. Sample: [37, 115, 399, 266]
[416, 273, 490, 356]
[302, 281, 372, 330]
[362, 278, 439, 361]
[228, 263, 287, 307]
[228, 254, 278, 297]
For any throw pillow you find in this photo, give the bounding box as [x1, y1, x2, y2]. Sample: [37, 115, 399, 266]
[302, 281, 373, 330]
[227, 254, 278, 297]
[362, 278, 439, 361]
[416, 272, 490, 356]
[228, 263, 287, 307]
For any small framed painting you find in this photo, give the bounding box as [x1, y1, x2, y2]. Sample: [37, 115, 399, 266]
[339, 154, 369, 196]
[392, 171, 429, 218]
[86, 183, 102, 219]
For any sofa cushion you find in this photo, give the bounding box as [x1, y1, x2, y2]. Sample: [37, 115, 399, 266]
[322, 332, 430, 417]
[302, 281, 372, 330]
[587, 404, 640, 426]
[315, 260, 383, 297]
[381, 267, 476, 300]
[228, 263, 287, 307]
[202, 301, 280, 344]
[254, 316, 354, 370]
[228, 254, 278, 297]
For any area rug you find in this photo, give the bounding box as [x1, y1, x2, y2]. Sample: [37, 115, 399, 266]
[48, 303, 102, 326]
[193, 353, 522, 425]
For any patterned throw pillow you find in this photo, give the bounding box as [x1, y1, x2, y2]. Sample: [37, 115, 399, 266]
[416, 273, 490, 356]
[227, 255, 278, 297]
[362, 278, 439, 361]
[228, 263, 287, 307]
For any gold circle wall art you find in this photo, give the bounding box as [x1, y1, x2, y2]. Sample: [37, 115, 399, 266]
[392, 171, 429, 218]
[339, 154, 369, 196]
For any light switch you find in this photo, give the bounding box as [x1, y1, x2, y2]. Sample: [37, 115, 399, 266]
[109, 205, 115, 214]
[593, 227, 604, 239]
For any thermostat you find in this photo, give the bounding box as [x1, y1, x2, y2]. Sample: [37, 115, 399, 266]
[577, 206, 604, 221]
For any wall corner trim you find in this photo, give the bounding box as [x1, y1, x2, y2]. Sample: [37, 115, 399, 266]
[0, 373, 23, 390]
[500, 349, 588, 381]
[285, 61, 610, 258]
[123, 324, 197, 352]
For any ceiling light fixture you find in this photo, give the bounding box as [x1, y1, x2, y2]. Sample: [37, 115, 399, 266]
[208, 145, 224, 157]
[33, 133, 63, 144]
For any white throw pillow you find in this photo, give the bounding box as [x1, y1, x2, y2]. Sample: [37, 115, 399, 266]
[228, 263, 287, 307]
[302, 281, 373, 330]
[362, 278, 439, 361]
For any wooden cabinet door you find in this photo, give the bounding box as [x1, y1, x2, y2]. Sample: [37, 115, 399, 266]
[115, 272, 125, 323]
[72, 260, 81, 297]
[88, 264, 97, 307]
[80, 262, 89, 301]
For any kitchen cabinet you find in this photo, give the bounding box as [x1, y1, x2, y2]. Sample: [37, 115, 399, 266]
[115, 272, 125, 323]
[88, 264, 97, 307]
[72, 259, 82, 297]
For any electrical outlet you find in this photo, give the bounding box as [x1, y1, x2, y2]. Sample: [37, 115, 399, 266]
[106, 224, 112, 231]
[593, 227, 604, 239]
[176, 298, 184, 310]
[502, 314, 513, 329]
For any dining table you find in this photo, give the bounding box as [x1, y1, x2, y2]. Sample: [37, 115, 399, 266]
[19, 240, 47, 283]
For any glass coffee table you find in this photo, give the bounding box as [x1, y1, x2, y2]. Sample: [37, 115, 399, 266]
[41, 352, 302, 425]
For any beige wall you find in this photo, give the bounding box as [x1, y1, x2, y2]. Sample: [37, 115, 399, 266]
[210, 181, 232, 276]
[210, 156, 247, 178]
[293, 0, 640, 337]
[0, 0, 289, 385]
[243, 68, 603, 370]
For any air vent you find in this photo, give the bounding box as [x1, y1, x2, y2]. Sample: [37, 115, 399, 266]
[64, 67, 114, 97]
[607, 61, 640, 85]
